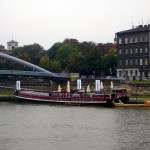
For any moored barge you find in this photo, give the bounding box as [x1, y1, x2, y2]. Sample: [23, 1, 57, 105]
[13, 80, 129, 106]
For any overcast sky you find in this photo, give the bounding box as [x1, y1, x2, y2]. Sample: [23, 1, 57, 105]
[0, 0, 150, 50]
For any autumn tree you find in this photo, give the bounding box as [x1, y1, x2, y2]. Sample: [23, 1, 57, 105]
[50, 60, 61, 72]
[39, 54, 50, 70]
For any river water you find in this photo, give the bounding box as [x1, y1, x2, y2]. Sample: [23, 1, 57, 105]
[0, 102, 150, 150]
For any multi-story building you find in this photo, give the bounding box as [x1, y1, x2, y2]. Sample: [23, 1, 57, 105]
[115, 24, 150, 80]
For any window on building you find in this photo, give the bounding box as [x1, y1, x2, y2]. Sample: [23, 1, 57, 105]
[135, 70, 138, 76]
[119, 49, 122, 54]
[145, 47, 148, 53]
[140, 58, 143, 65]
[145, 36, 148, 41]
[126, 59, 128, 65]
[125, 49, 128, 54]
[145, 58, 148, 65]
[130, 48, 133, 54]
[140, 47, 143, 53]
[130, 70, 133, 76]
[135, 58, 138, 65]
[135, 37, 138, 42]
[140, 37, 142, 42]
[130, 37, 133, 43]
[119, 59, 122, 66]
[145, 70, 148, 77]
[143, 35, 148, 42]
[125, 37, 128, 44]
[118, 38, 122, 44]
[126, 70, 128, 76]
[135, 48, 138, 53]
[119, 71, 121, 76]
[130, 59, 133, 65]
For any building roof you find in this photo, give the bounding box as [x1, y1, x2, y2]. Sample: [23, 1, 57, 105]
[7, 40, 18, 43]
[116, 24, 150, 34]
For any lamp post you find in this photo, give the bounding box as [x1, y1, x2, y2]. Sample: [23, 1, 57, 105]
[110, 68, 112, 75]
[93, 71, 95, 78]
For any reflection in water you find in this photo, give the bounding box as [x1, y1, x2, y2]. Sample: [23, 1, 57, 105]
[0, 102, 150, 150]
[113, 108, 150, 150]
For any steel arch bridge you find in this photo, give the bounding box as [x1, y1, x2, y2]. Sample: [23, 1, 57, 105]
[0, 52, 69, 80]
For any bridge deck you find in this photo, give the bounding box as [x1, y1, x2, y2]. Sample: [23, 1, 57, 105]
[0, 70, 70, 80]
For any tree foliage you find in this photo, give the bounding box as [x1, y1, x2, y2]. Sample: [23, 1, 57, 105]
[12, 43, 44, 65]
[2, 39, 116, 76]
[56, 44, 78, 71]
[0, 44, 5, 50]
[39, 54, 50, 70]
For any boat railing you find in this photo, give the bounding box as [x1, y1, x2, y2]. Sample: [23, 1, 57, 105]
[50, 92, 92, 98]
[18, 90, 109, 102]
[49, 92, 109, 101]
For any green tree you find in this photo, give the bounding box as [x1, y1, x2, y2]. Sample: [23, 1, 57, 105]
[47, 42, 62, 59]
[0, 44, 5, 50]
[79, 41, 96, 54]
[6, 38, 117, 76]
[56, 44, 77, 72]
[82, 49, 102, 76]
[67, 50, 83, 73]
[62, 38, 80, 49]
[103, 48, 117, 76]
[39, 54, 50, 70]
[50, 60, 62, 72]
[12, 43, 44, 65]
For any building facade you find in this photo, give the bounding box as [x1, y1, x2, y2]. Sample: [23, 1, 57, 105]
[7, 40, 18, 50]
[115, 24, 150, 80]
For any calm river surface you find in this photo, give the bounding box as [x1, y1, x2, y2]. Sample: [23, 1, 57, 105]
[0, 102, 150, 150]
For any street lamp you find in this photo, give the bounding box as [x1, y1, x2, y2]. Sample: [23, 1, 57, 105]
[93, 71, 95, 78]
[110, 68, 112, 75]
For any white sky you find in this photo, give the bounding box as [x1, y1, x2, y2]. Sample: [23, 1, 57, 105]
[0, 0, 150, 50]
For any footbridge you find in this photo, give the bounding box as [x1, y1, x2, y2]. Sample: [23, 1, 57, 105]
[0, 52, 69, 80]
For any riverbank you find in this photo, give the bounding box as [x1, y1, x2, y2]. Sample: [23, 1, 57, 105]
[0, 94, 15, 101]
[128, 95, 150, 104]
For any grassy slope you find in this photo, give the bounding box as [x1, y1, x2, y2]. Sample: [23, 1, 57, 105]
[0, 94, 15, 101]
[129, 80, 150, 84]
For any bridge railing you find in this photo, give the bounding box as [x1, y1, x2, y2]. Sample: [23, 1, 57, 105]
[0, 70, 70, 78]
